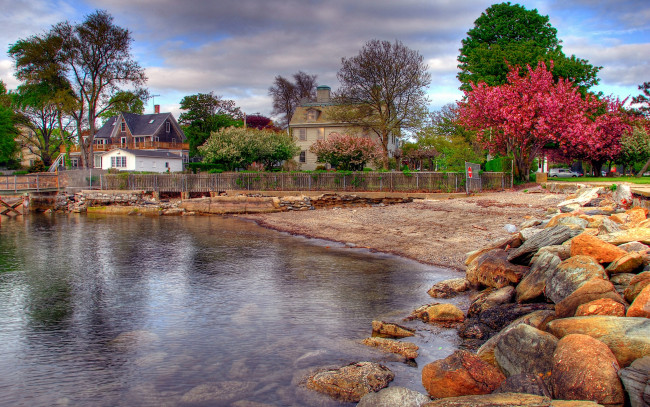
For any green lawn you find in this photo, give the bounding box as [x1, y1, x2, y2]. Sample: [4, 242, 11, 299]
[547, 176, 650, 184]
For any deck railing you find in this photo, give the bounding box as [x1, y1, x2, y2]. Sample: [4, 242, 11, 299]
[0, 174, 59, 192]
[99, 171, 512, 194]
[62, 141, 189, 153]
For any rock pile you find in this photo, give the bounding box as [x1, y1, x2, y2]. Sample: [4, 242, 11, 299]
[419, 186, 650, 406]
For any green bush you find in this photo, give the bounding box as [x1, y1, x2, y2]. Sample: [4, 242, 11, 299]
[187, 162, 226, 173]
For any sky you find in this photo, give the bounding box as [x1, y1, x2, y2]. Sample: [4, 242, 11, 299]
[1, 0, 649, 122]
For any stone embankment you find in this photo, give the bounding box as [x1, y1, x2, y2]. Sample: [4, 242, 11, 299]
[302, 184, 650, 406]
[46, 190, 412, 215]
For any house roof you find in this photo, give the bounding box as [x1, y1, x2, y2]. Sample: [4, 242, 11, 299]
[95, 112, 185, 140]
[102, 148, 182, 159]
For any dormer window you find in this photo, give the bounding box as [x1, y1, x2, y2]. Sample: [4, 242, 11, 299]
[149, 119, 155, 124]
[307, 110, 318, 121]
[121, 122, 126, 132]
[166, 122, 170, 133]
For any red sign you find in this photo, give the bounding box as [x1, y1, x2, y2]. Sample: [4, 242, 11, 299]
[467, 167, 473, 178]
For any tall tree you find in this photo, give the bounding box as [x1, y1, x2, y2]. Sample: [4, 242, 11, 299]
[330, 39, 431, 169]
[9, 10, 147, 168]
[268, 71, 317, 127]
[178, 92, 243, 157]
[458, 62, 590, 181]
[458, 2, 600, 93]
[0, 81, 20, 166]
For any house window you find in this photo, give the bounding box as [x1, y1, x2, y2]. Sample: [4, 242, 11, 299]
[166, 122, 170, 133]
[111, 156, 127, 168]
[299, 151, 306, 163]
[318, 128, 324, 140]
[121, 122, 126, 132]
[94, 155, 102, 168]
[299, 129, 306, 141]
[121, 137, 127, 145]
[165, 162, 169, 168]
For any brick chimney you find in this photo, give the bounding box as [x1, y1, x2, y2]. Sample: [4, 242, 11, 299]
[316, 86, 331, 103]
[154, 104, 160, 114]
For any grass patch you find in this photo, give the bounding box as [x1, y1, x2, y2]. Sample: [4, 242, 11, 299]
[548, 176, 650, 184]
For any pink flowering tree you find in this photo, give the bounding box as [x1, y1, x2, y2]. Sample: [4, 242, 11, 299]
[555, 97, 632, 176]
[309, 132, 382, 171]
[458, 61, 589, 181]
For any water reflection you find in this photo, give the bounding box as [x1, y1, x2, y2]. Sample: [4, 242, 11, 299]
[0, 214, 461, 406]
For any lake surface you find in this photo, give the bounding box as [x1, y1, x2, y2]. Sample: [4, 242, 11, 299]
[0, 214, 461, 406]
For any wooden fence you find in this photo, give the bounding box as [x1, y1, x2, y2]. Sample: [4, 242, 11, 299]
[0, 174, 59, 192]
[99, 171, 512, 194]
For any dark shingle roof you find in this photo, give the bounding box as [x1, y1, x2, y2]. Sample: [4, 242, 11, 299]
[95, 112, 181, 139]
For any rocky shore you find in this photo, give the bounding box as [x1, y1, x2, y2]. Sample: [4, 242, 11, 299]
[299, 185, 650, 406]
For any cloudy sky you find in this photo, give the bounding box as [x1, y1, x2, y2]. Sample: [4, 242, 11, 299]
[1, 0, 649, 121]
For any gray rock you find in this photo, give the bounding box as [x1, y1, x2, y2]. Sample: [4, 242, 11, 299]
[519, 227, 543, 242]
[529, 245, 571, 264]
[494, 324, 558, 378]
[614, 184, 632, 206]
[618, 356, 650, 407]
[493, 373, 551, 397]
[545, 255, 607, 304]
[468, 286, 515, 317]
[427, 278, 470, 299]
[180, 381, 258, 404]
[599, 217, 623, 234]
[520, 219, 542, 229]
[507, 225, 581, 265]
[516, 251, 561, 303]
[619, 241, 650, 253]
[555, 216, 589, 229]
[357, 386, 430, 407]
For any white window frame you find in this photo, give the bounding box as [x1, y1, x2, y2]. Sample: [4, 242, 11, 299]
[111, 156, 127, 168]
[166, 122, 170, 133]
[299, 129, 306, 141]
[299, 151, 306, 163]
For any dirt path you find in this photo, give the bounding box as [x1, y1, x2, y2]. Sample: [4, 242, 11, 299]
[243, 189, 569, 271]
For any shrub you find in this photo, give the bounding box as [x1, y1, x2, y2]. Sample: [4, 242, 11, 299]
[309, 133, 382, 171]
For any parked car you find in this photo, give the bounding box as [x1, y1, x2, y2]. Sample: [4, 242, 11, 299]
[549, 168, 582, 178]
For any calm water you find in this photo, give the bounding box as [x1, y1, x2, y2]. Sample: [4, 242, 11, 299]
[0, 214, 461, 406]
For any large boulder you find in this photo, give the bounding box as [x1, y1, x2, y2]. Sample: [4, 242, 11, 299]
[545, 256, 608, 304]
[357, 386, 430, 407]
[529, 245, 571, 264]
[516, 251, 561, 303]
[613, 184, 632, 207]
[427, 278, 470, 298]
[423, 393, 554, 406]
[601, 228, 650, 246]
[477, 310, 556, 367]
[468, 286, 515, 317]
[599, 217, 623, 234]
[421, 350, 505, 398]
[626, 208, 648, 226]
[575, 298, 626, 317]
[627, 284, 650, 318]
[493, 373, 551, 397]
[305, 362, 394, 402]
[551, 334, 624, 407]
[624, 271, 650, 303]
[371, 321, 415, 338]
[618, 356, 650, 407]
[460, 303, 555, 342]
[606, 251, 645, 274]
[556, 187, 601, 208]
[466, 235, 522, 266]
[508, 226, 581, 265]
[570, 234, 627, 263]
[466, 249, 529, 289]
[619, 241, 650, 253]
[361, 337, 418, 360]
[494, 324, 558, 379]
[546, 316, 650, 367]
[554, 278, 624, 318]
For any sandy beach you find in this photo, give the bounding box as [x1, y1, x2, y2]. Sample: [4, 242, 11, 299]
[243, 188, 569, 271]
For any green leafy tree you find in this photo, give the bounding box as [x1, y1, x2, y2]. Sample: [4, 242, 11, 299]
[458, 2, 600, 93]
[632, 82, 650, 116]
[99, 90, 146, 121]
[178, 92, 243, 157]
[0, 81, 20, 166]
[415, 104, 484, 171]
[199, 127, 298, 171]
[9, 10, 147, 168]
[330, 39, 431, 169]
[12, 82, 76, 166]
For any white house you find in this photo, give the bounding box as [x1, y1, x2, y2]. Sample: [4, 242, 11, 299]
[100, 149, 183, 173]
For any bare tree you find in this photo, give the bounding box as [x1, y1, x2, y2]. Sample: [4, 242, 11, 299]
[268, 71, 317, 128]
[329, 39, 431, 168]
